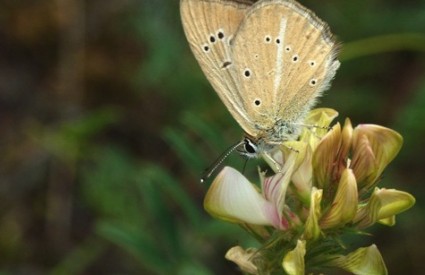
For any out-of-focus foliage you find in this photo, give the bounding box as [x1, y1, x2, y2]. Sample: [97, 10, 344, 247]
[0, 0, 424, 274]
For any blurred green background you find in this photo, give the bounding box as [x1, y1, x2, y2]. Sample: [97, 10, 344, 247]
[0, 0, 424, 274]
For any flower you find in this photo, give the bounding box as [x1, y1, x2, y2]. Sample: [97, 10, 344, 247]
[329, 244, 388, 275]
[282, 240, 306, 275]
[203, 108, 415, 274]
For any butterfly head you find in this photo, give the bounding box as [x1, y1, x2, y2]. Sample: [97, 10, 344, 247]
[237, 136, 274, 158]
[238, 118, 304, 158]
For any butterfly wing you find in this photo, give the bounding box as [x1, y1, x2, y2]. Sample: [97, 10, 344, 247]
[230, 0, 340, 135]
[180, 0, 259, 135]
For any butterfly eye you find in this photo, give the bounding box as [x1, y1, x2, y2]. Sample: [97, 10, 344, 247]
[244, 139, 257, 154]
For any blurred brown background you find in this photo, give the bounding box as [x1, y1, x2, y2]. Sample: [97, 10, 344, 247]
[0, 0, 424, 274]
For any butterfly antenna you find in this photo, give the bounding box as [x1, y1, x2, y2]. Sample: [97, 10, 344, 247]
[200, 140, 245, 183]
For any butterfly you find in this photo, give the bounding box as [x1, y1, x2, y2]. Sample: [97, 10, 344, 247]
[180, 0, 340, 159]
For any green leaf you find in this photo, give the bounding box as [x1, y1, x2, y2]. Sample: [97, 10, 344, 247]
[97, 221, 172, 274]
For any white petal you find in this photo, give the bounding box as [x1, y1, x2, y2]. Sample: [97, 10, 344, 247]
[204, 167, 279, 227]
[262, 152, 297, 214]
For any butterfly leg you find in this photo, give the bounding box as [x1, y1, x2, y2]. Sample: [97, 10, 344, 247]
[261, 152, 282, 173]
